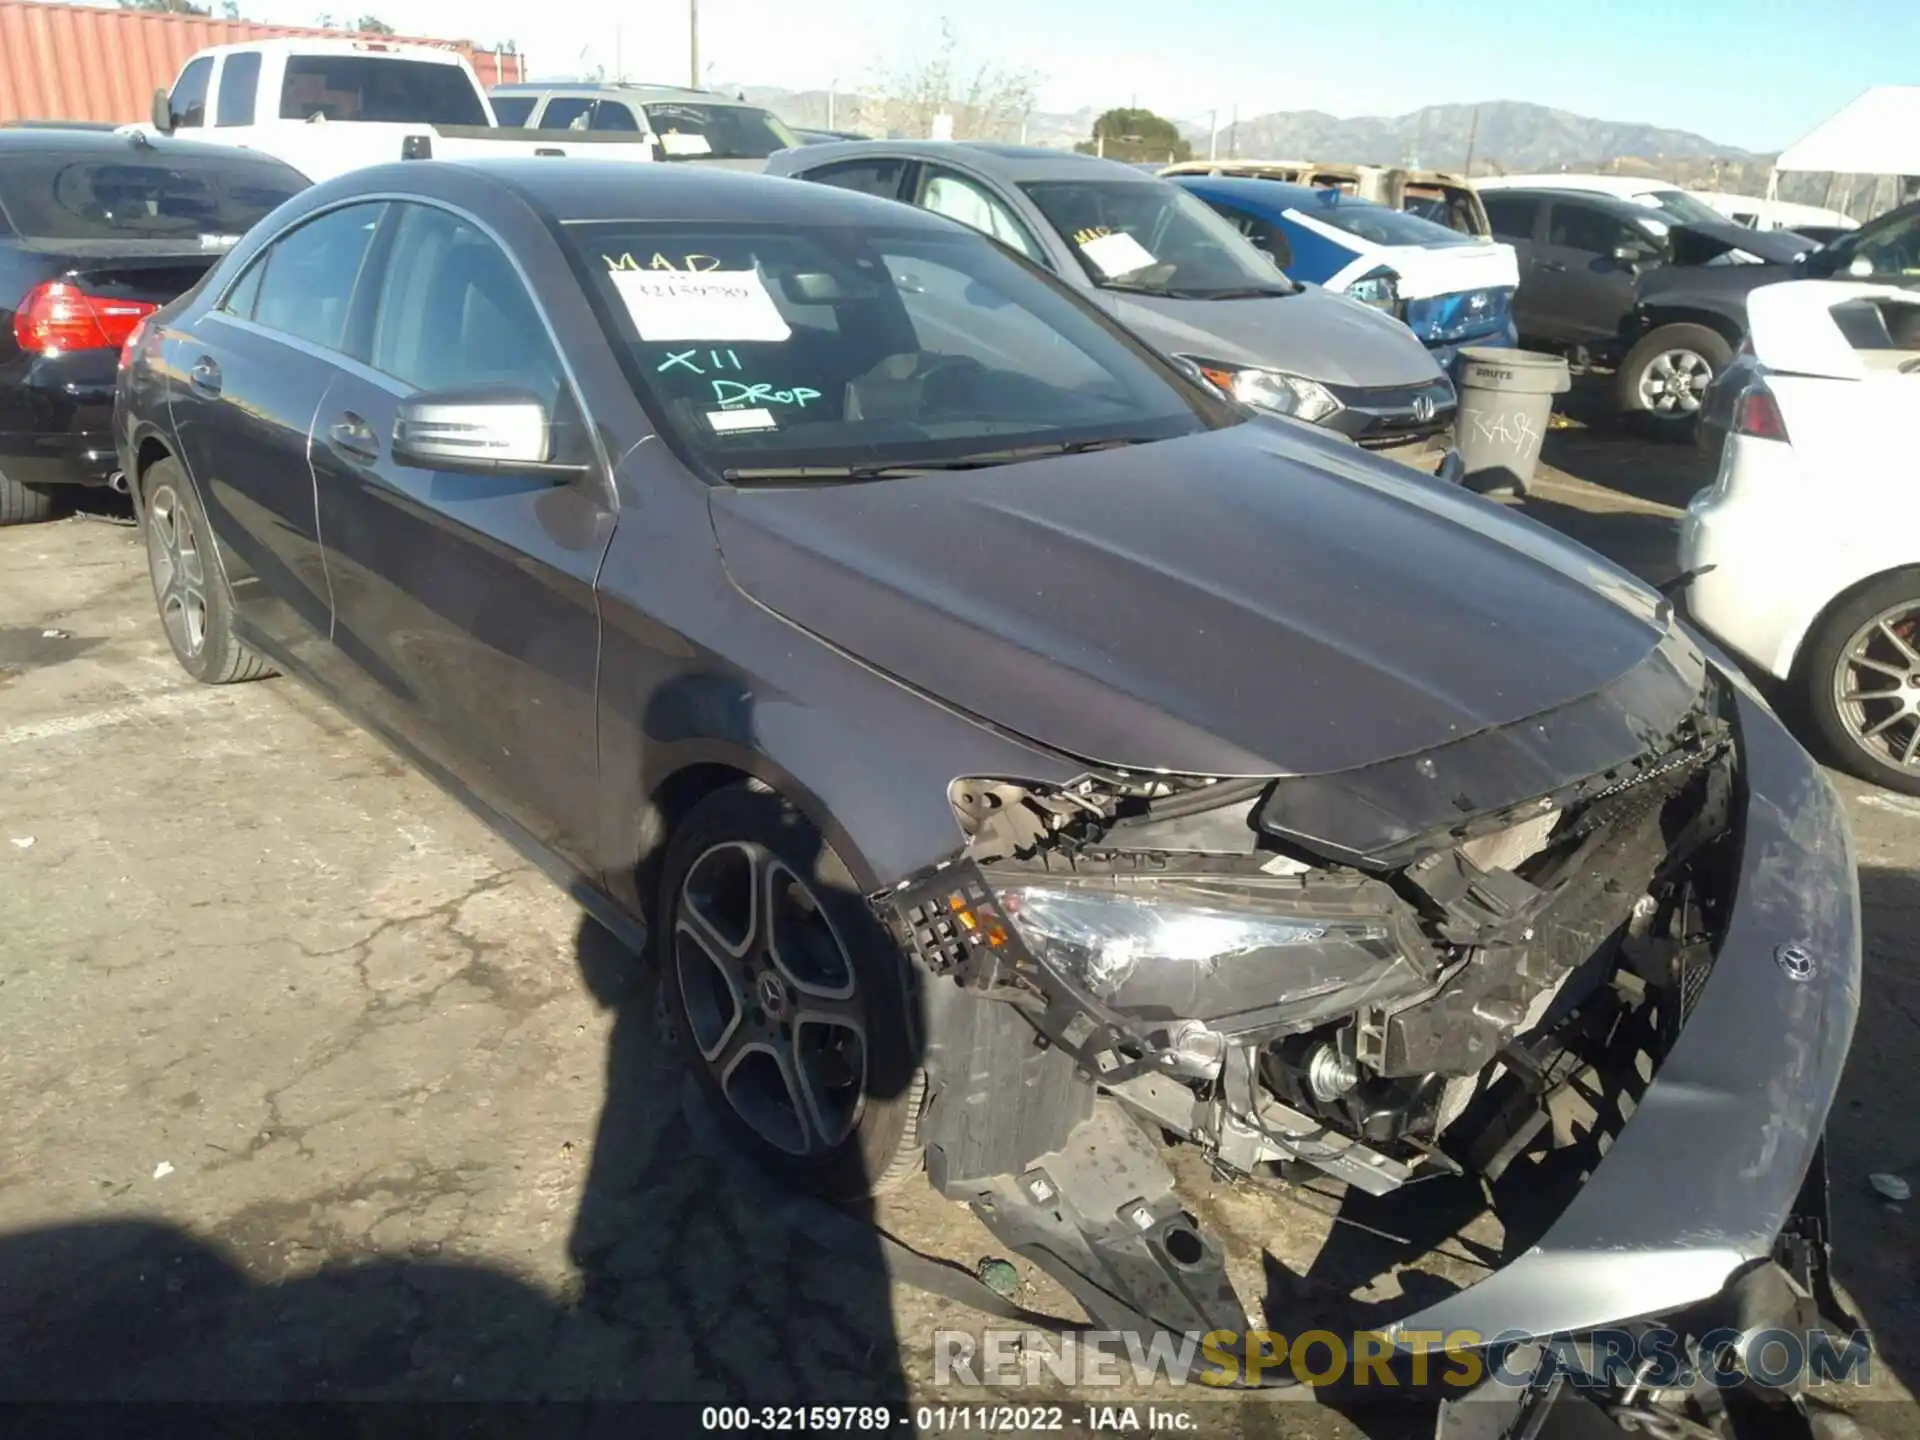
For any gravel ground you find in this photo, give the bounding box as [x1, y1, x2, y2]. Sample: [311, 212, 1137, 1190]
[0, 427, 1912, 1436]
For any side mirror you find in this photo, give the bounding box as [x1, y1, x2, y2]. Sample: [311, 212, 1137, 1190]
[390, 387, 589, 482]
[151, 86, 175, 135]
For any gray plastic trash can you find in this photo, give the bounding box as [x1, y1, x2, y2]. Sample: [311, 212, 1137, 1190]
[1451, 348, 1570, 497]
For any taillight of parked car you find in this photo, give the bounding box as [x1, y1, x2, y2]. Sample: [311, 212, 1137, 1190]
[12, 280, 158, 357]
[119, 314, 153, 372]
[1734, 383, 1790, 443]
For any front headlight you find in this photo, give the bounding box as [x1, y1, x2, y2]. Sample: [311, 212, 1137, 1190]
[993, 873, 1429, 1040]
[1191, 362, 1343, 423]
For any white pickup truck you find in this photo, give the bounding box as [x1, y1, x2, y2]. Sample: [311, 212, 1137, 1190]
[131, 38, 657, 183]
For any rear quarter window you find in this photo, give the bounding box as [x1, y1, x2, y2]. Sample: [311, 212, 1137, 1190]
[490, 95, 536, 126]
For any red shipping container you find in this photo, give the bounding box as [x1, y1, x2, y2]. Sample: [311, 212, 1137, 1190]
[0, 0, 525, 126]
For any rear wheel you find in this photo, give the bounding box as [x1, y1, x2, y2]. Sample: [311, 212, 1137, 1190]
[0, 468, 62, 527]
[1614, 323, 1732, 433]
[1803, 570, 1920, 796]
[139, 457, 275, 685]
[658, 786, 925, 1199]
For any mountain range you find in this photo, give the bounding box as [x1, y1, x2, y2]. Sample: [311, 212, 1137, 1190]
[726, 88, 1880, 215]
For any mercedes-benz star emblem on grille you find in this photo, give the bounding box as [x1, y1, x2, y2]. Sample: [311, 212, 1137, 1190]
[1411, 394, 1436, 423]
[1774, 943, 1817, 981]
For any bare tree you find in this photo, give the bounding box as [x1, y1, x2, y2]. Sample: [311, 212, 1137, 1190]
[864, 19, 1039, 142]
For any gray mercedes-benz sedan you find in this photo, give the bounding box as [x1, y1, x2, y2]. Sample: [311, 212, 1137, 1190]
[763, 140, 1459, 452]
[115, 160, 1859, 1425]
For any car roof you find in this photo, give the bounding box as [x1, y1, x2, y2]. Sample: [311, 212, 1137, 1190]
[1170, 174, 1380, 215]
[769, 139, 1164, 185]
[0, 128, 302, 169]
[1477, 186, 1650, 219]
[189, 37, 468, 62]
[1477, 174, 1671, 196]
[360, 158, 968, 229]
[491, 81, 763, 108]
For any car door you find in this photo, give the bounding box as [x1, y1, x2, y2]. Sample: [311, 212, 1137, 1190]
[1482, 194, 1545, 333]
[312, 200, 615, 869]
[165, 200, 388, 671]
[1530, 199, 1651, 343]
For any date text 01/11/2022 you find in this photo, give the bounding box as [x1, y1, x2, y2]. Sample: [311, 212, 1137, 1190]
[696, 1404, 1200, 1432]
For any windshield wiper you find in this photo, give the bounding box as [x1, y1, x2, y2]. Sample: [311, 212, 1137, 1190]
[721, 437, 1159, 483]
[1191, 285, 1296, 299]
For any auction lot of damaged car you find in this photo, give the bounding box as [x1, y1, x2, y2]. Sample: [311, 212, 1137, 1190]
[1, 468, 1915, 1436]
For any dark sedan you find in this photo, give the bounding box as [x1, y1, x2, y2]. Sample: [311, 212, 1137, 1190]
[116, 161, 1859, 1394]
[0, 129, 308, 524]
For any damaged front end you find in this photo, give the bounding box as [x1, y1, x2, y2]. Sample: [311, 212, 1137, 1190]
[875, 626, 1861, 1383]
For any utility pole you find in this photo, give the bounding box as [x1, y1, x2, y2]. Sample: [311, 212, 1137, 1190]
[689, 0, 700, 89]
[614, 26, 623, 83]
[1462, 104, 1480, 177]
[1208, 107, 1217, 160]
[827, 79, 837, 129]
[1229, 101, 1238, 159]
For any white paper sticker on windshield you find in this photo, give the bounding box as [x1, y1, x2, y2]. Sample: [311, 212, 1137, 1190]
[1077, 230, 1158, 278]
[708, 407, 777, 433]
[610, 268, 793, 343]
[659, 131, 714, 156]
[198, 233, 240, 251]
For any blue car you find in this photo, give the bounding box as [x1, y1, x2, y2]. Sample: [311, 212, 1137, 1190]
[1172, 176, 1521, 368]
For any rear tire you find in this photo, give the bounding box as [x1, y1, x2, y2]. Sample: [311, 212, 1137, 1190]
[139, 457, 275, 685]
[0, 469, 62, 527]
[1614, 323, 1732, 435]
[1801, 569, 1920, 796]
[657, 785, 925, 1200]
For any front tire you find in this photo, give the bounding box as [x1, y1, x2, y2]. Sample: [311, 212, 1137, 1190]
[1615, 323, 1732, 433]
[1802, 570, 1920, 796]
[657, 786, 925, 1200]
[139, 457, 275, 684]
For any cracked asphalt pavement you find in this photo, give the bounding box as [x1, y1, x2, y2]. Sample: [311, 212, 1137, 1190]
[0, 427, 1913, 1435]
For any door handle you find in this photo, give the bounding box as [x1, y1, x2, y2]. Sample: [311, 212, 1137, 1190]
[1539, 260, 1567, 273]
[328, 412, 379, 463]
[188, 357, 222, 397]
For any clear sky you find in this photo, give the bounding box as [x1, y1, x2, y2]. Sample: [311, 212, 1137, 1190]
[225, 0, 1915, 152]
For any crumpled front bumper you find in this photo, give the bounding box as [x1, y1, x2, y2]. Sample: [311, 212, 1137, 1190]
[1388, 682, 1860, 1345]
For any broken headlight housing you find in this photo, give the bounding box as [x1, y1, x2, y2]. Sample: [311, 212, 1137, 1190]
[992, 873, 1432, 1043]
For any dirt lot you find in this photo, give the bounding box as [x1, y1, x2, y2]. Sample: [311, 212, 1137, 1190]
[0, 421, 1914, 1436]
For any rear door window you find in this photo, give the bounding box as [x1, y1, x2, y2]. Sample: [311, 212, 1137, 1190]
[490, 95, 536, 126]
[1482, 195, 1539, 242]
[215, 51, 261, 127]
[539, 97, 594, 130]
[245, 201, 386, 353]
[168, 56, 213, 130]
[278, 57, 487, 125]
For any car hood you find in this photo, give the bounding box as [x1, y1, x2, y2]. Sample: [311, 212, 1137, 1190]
[1670, 219, 1809, 266]
[708, 421, 1675, 778]
[1107, 284, 1445, 387]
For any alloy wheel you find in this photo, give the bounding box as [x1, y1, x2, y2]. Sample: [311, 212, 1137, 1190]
[673, 840, 868, 1157]
[1833, 603, 1920, 774]
[144, 483, 208, 660]
[1636, 349, 1714, 416]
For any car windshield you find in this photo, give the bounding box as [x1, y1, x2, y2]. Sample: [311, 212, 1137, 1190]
[278, 57, 488, 126]
[1636, 189, 1724, 227]
[562, 218, 1233, 477]
[1830, 207, 1920, 283]
[1019, 179, 1294, 297]
[641, 102, 799, 160]
[0, 149, 306, 245]
[1292, 194, 1478, 248]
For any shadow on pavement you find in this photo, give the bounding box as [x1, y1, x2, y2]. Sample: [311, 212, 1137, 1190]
[0, 913, 910, 1406]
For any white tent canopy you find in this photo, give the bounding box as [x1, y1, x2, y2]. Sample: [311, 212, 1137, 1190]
[1774, 86, 1920, 175]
